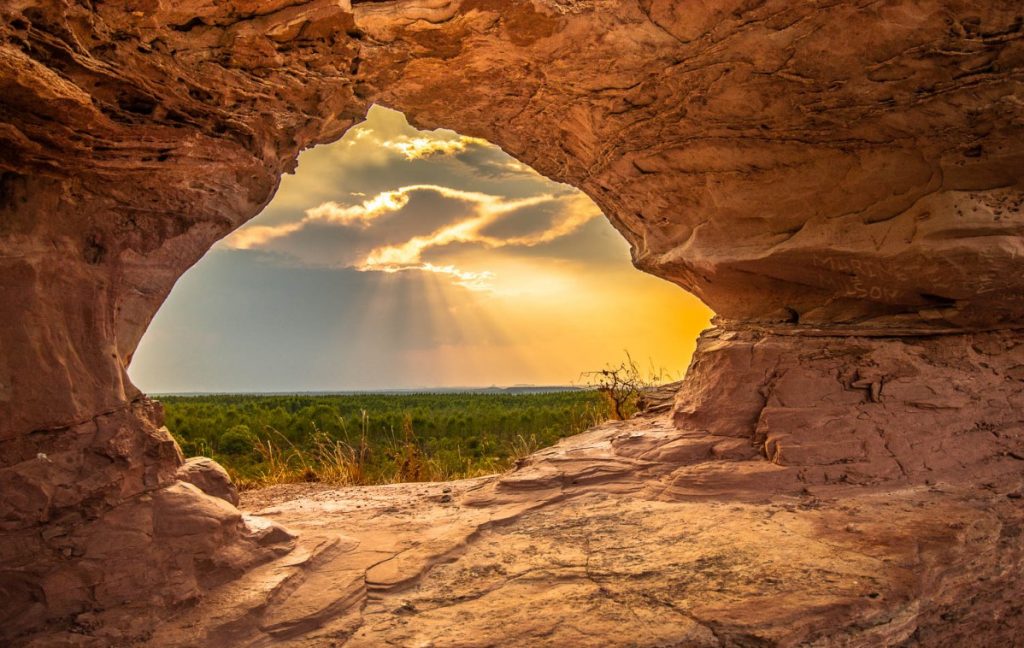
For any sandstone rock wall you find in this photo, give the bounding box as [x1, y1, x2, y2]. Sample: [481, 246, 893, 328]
[0, 0, 1022, 642]
[2, 1, 1021, 433]
[674, 328, 1024, 485]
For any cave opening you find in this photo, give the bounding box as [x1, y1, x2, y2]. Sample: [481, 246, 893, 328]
[128, 105, 712, 486]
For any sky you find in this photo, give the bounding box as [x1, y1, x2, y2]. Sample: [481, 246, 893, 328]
[129, 106, 712, 393]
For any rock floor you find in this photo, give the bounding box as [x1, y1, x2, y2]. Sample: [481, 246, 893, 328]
[105, 413, 1024, 647]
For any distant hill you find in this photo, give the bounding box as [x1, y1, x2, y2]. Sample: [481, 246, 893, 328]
[153, 385, 589, 397]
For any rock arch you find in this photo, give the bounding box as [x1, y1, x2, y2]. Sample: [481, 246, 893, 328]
[1, 0, 1023, 643]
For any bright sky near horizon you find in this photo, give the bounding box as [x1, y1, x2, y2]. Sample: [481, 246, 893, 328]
[129, 106, 712, 393]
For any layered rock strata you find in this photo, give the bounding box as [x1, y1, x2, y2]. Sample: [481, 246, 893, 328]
[0, 0, 1022, 644]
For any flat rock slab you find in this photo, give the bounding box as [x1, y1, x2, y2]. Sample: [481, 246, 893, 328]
[124, 415, 1024, 648]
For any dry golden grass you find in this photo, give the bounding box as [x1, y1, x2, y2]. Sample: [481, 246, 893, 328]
[227, 403, 608, 491]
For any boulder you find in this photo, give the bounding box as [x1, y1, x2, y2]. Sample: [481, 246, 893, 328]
[176, 457, 241, 507]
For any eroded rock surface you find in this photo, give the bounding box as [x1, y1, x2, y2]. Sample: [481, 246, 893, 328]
[1, 0, 1022, 644]
[78, 402, 1024, 646]
[0, 400, 296, 640]
[177, 457, 241, 506]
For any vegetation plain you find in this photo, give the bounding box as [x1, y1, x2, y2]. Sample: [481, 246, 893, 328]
[160, 390, 614, 488]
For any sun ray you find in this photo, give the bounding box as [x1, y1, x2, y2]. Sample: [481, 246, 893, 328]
[132, 105, 712, 392]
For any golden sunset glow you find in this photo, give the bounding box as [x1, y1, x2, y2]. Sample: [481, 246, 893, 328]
[131, 106, 712, 392]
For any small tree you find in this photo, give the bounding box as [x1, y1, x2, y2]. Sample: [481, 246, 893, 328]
[585, 353, 645, 420]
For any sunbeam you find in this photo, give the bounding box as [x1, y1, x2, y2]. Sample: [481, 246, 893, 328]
[130, 105, 712, 392]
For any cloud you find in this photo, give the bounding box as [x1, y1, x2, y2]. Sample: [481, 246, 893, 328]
[355, 188, 600, 287]
[375, 262, 496, 292]
[381, 135, 490, 160]
[226, 190, 410, 249]
[305, 190, 410, 227]
[225, 184, 602, 291]
[225, 222, 305, 250]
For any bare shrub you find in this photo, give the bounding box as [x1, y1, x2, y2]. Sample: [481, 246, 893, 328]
[583, 352, 677, 420]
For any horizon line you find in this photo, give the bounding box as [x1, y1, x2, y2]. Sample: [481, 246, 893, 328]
[148, 384, 592, 396]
